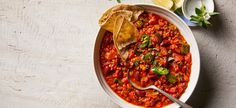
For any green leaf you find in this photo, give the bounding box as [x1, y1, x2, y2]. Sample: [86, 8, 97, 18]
[204, 20, 211, 25]
[152, 66, 169, 75]
[202, 22, 208, 29]
[190, 2, 219, 28]
[174, 8, 182, 15]
[209, 12, 220, 16]
[167, 74, 177, 83]
[116, 0, 121, 3]
[195, 8, 203, 16]
[190, 15, 200, 22]
[200, 4, 206, 14]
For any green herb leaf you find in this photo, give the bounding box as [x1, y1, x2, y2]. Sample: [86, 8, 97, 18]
[209, 12, 220, 16]
[190, 15, 200, 22]
[202, 20, 208, 29]
[190, 3, 219, 28]
[174, 8, 182, 15]
[204, 20, 211, 25]
[195, 8, 203, 16]
[152, 66, 169, 75]
[167, 74, 177, 83]
[200, 4, 206, 14]
[117, 0, 121, 3]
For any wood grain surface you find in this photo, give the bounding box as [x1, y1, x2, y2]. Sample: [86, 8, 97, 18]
[0, 0, 235, 108]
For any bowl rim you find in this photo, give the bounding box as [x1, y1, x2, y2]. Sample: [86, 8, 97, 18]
[94, 4, 200, 108]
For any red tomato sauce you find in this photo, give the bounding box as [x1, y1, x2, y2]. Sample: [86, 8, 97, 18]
[100, 12, 192, 108]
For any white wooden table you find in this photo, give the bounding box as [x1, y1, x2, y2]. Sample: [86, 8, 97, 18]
[0, 0, 236, 108]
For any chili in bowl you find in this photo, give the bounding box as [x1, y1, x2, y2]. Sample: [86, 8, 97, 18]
[94, 4, 200, 108]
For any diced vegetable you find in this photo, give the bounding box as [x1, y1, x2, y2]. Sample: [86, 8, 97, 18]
[156, 33, 163, 43]
[139, 43, 147, 48]
[134, 61, 139, 67]
[134, 47, 142, 55]
[174, 53, 184, 61]
[151, 66, 169, 75]
[135, 90, 146, 97]
[143, 53, 154, 62]
[156, 52, 160, 56]
[167, 74, 177, 83]
[114, 78, 119, 83]
[180, 44, 190, 54]
[152, 60, 157, 66]
[129, 52, 135, 59]
[140, 64, 147, 71]
[168, 56, 174, 62]
[139, 34, 151, 48]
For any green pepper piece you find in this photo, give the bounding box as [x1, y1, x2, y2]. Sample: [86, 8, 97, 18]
[139, 42, 148, 48]
[134, 61, 139, 67]
[151, 66, 169, 75]
[139, 34, 150, 48]
[167, 74, 177, 83]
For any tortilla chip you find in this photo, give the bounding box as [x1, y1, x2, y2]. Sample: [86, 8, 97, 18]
[119, 48, 129, 60]
[100, 10, 133, 33]
[113, 15, 137, 50]
[99, 4, 144, 26]
[111, 4, 144, 21]
[98, 5, 144, 60]
[113, 15, 138, 60]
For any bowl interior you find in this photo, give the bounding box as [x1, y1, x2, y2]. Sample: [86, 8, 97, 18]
[94, 4, 200, 108]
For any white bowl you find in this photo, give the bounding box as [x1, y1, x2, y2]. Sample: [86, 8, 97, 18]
[94, 4, 200, 108]
[182, 0, 215, 20]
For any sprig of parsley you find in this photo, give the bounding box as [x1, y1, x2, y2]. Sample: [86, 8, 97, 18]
[190, 3, 219, 28]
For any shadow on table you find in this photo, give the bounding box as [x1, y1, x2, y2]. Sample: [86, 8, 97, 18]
[186, 56, 216, 108]
[186, 5, 225, 108]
